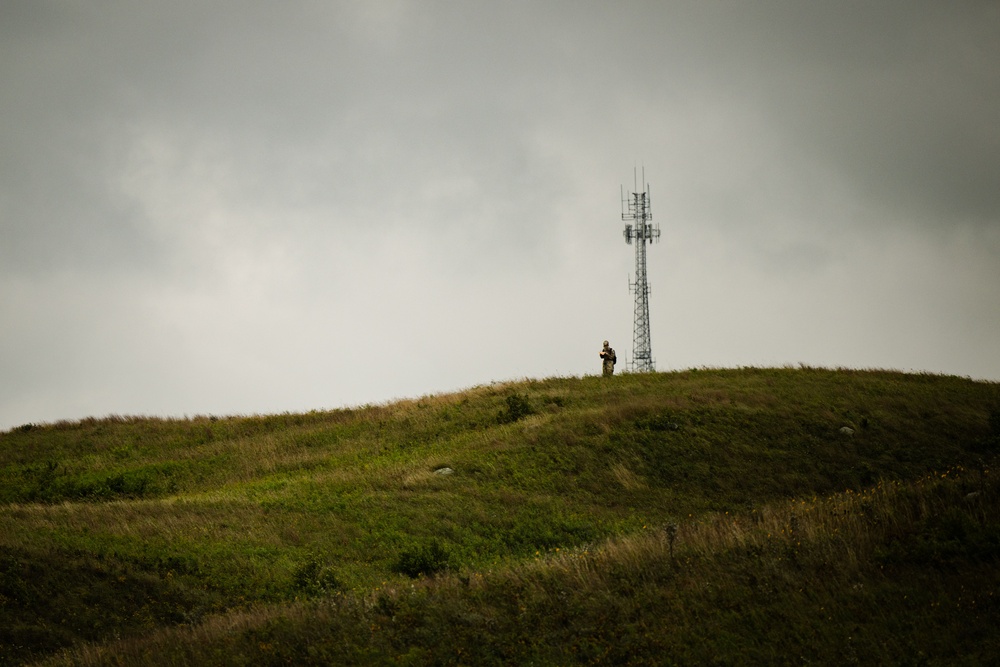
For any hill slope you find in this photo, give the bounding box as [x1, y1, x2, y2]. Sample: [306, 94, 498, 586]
[2, 367, 998, 665]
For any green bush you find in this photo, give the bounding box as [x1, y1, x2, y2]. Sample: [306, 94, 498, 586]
[497, 393, 534, 424]
[292, 557, 343, 596]
[393, 540, 451, 578]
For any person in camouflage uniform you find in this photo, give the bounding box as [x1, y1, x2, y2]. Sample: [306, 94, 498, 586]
[600, 340, 617, 376]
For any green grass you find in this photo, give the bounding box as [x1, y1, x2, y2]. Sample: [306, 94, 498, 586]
[1, 367, 999, 665]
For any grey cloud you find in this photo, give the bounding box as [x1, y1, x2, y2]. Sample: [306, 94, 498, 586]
[2, 1, 998, 429]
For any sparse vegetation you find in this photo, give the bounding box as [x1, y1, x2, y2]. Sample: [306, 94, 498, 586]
[1, 367, 998, 665]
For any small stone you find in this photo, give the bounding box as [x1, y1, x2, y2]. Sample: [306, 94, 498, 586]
[433, 467, 454, 476]
[839, 426, 855, 436]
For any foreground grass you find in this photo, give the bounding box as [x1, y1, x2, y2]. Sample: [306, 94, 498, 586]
[43, 468, 1000, 665]
[2, 367, 999, 665]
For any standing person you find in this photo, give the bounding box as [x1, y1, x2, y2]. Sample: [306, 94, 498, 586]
[600, 340, 617, 376]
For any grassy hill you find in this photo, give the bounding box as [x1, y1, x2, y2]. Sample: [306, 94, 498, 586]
[2, 367, 999, 665]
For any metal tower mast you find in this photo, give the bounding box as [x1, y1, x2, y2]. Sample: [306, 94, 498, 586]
[621, 171, 660, 372]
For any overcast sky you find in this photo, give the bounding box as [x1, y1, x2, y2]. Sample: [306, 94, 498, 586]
[2, 1, 998, 430]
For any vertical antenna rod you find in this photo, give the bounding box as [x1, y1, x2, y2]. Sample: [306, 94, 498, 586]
[621, 173, 660, 372]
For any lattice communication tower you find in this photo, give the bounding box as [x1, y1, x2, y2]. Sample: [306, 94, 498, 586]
[621, 171, 660, 372]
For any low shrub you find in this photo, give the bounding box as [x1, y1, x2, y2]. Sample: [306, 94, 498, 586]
[292, 557, 344, 596]
[393, 540, 452, 578]
[497, 393, 534, 424]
